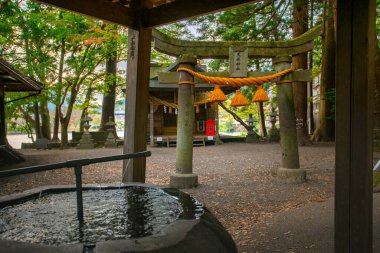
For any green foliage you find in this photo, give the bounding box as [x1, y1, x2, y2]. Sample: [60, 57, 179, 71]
[377, 0, 380, 53]
[0, 0, 130, 138]
[219, 118, 235, 133]
[151, 49, 174, 68]
[158, 22, 194, 40]
[207, 59, 228, 72]
[187, 1, 292, 41]
[312, 36, 323, 77]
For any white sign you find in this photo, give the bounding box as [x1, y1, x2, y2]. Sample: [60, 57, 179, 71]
[207, 136, 214, 141]
[229, 46, 248, 77]
[157, 137, 163, 142]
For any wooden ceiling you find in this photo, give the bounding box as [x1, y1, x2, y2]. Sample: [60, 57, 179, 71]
[35, 0, 258, 29]
[107, 0, 176, 8]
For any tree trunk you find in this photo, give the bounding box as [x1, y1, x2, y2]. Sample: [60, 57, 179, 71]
[308, 51, 315, 134]
[52, 108, 60, 141]
[79, 86, 93, 132]
[40, 100, 51, 140]
[258, 102, 267, 137]
[60, 118, 69, 148]
[307, 0, 315, 134]
[33, 101, 42, 139]
[292, 0, 311, 145]
[100, 52, 117, 134]
[79, 111, 86, 133]
[311, 0, 336, 141]
[52, 39, 65, 142]
[59, 84, 80, 148]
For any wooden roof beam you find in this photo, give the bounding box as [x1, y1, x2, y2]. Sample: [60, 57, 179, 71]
[0, 58, 43, 92]
[142, 0, 259, 28]
[35, 0, 135, 27]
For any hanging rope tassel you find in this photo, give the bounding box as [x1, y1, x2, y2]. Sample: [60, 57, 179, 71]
[231, 89, 249, 107]
[252, 85, 269, 103]
[209, 85, 227, 102]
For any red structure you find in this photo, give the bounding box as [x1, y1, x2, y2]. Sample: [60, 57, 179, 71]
[206, 119, 215, 136]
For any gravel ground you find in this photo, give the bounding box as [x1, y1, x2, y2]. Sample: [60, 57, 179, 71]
[0, 142, 335, 251]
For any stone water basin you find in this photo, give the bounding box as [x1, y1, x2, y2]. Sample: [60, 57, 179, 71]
[0, 184, 237, 253]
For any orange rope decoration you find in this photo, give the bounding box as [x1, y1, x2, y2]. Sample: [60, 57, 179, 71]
[178, 81, 195, 85]
[252, 86, 269, 102]
[177, 68, 293, 87]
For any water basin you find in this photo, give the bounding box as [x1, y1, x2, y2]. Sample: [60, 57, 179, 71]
[0, 184, 236, 253]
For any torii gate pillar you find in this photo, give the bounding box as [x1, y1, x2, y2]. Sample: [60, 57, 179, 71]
[170, 54, 198, 188]
[273, 55, 306, 183]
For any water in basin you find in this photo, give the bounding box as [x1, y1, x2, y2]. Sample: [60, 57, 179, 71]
[0, 186, 203, 246]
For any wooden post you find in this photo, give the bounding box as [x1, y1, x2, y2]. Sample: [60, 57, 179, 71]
[122, 27, 152, 183]
[273, 55, 305, 183]
[170, 54, 198, 188]
[335, 0, 375, 252]
[0, 85, 6, 145]
[215, 103, 220, 144]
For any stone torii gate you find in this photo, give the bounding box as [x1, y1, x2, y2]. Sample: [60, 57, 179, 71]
[151, 26, 322, 188]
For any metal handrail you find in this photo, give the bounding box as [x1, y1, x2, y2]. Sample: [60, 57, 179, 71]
[0, 150, 151, 220]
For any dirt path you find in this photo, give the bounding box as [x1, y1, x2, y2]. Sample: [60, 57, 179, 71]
[0, 142, 335, 251]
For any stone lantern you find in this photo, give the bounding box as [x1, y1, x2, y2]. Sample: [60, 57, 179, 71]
[268, 107, 280, 142]
[245, 113, 260, 143]
[104, 116, 118, 148]
[77, 113, 95, 149]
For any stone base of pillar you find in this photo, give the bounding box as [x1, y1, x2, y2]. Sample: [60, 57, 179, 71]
[277, 168, 306, 183]
[170, 173, 198, 189]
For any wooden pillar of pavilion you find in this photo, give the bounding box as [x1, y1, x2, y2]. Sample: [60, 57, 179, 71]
[335, 0, 375, 251]
[0, 85, 6, 146]
[122, 27, 152, 183]
[273, 55, 306, 183]
[170, 54, 198, 188]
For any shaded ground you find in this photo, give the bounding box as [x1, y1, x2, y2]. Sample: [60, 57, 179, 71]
[0, 142, 335, 251]
[241, 193, 380, 253]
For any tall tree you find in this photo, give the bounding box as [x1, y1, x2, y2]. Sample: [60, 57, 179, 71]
[10, 2, 57, 140]
[1, 1, 128, 146]
[52, 37, 65, 142]
[311, 0, 335, 141]
[292, 0, 310, 145]
[307, 0, 315, 134]
[58, 42, 103, 147]
[100, 24, 118, 133]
